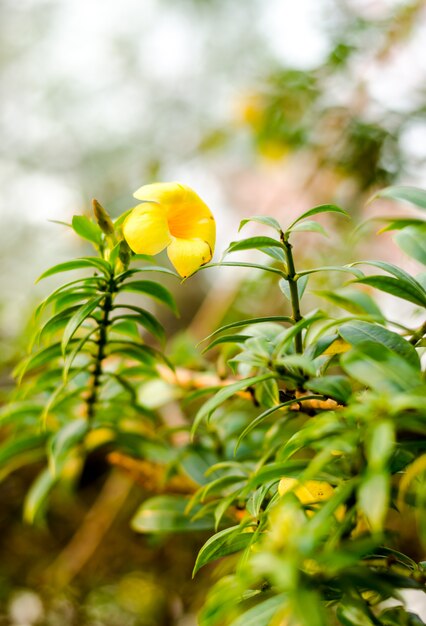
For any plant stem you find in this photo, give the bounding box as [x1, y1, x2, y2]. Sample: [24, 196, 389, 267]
[409, 320, 426, 346]
[281, 233, 303, 353]
[86, 276, 115, 420]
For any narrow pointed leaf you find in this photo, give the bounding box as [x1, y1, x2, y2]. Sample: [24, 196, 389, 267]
[225, 236, 284, 255]
[202, 316, 294, 343]
[192, 373, 277, 437]
[111, 307, 165, 342]
[239, 216, 282, 233]
[229, 595, 287, 626]
[338, 321, 420, 369]
[197, 261, 287, 278]
[48, 418, 89, 473]
[203, 334, 251, 353]
[288, 220, 329, 236]
[369, 185, 426, 210]
[395, 225, 426, 266]
[287, 204, 349, 230]
[61, 296, 102, 354]
[37, 257, 111, 282]
[120, 281, 178, 315]
[71, 215, 102, 245]
[131, 495, 215, 533]
[279, 275, 309, 301]
[193, 525, 253, 576]
[115, 266, 178, 282]
[298, 265, 363, 278]
[355, 276, 426, 308]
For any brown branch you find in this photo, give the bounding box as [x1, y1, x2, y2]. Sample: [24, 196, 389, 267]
[156, 364, 340, 411]
[45, 469, 133, 589]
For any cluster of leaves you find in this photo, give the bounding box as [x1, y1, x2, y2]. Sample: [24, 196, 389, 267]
[0, 185, 425, 625]
[133, 187, 426, 625]
[234, 2, 425, 191]
[0, 201, 180, 523]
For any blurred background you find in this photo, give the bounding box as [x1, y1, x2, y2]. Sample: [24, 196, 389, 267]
[0, 0, 426, 624]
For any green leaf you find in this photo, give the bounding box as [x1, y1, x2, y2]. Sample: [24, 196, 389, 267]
[37, 304, 84, 341]
[224, 236, 284, 255]
[395, 225, 426, 266]
[111, 312, 165, 343]
[305, 376, 352, 404]
[274, 312, 325, 355]
[262, 246, 286, 262]
[48, 418, 89, 474]
[14, 343, 64, 382]
[37, 257, 111, 282]
[115, 265, 178, 282]
[114, 208, 134, 229]
[239, 215, 282, 233]
[48, 219, 72, 227]
[288, 220, 329, 237]
[274, 354, 316, 376]
[107, 342, 159, 366]
[336, 598, 377, 626]
[355, 276, 426, 308]
[120, 281, 178, 315]
[61, 296, 102, 354]
[191, 373, 277, 437]
[245, 460, 308, 491]
[298, 265, 363, 278]
[378, 218, 425, 232]
[195, 261, 287, 278]
[193, 525, 253, 577]
[203, 334, 251, 353]
[287, 204, 349, 231]
[370, 186, 426, 210]
[24, 466, 63, 524]
[292, 590, 327, 626]
[63, 328, 97, 380]
[131, 495, 215, 533]
[366, 421, 395, 470]
[202, 316, 294, 343]
[358, 470, 389, 531]
[0, 402, 43, 425]
[229, 595, 286, 626]
[198, 474, 246, 501]
[71, 215, 102, 245]
[109, 318, 140, 340]
[35, 277, 104, 317]
[0, 433, 48, 466]
[314, 288, 384, 321]
[338, 321, 420, 369]
[341, 342, 421, 393]
[353, 260, 426, 302]
[379, 606, 426, 626]
[279, 275, 309, 301]
[278, 413, 346, 462]
[235, 396, 322, 452]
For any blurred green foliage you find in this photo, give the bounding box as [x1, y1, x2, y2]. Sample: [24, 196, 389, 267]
[1, 0, 426, 624]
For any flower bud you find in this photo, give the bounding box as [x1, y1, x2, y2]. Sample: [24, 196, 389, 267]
[92, 199, 115, 235]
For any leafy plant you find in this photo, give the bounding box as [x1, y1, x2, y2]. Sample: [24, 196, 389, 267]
[1, 184, 425, 625]
[134, 186, 426, 625]
[1, 198, 180, 523]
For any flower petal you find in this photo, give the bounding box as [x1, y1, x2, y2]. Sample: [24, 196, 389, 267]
[123, 203, 172, 255]
[133, 182, 216, 250]
[167, 237, 213, 278]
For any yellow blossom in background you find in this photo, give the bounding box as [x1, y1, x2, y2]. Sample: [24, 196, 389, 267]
[123, 182, 215, 278]
[278, 477, 345, 521]
[278, 477, 334, 503]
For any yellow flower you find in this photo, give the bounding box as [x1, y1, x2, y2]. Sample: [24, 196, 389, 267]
[278, 477, 345, 521]
[278, 477, 334, 503]
[122, 182, 215, 278]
